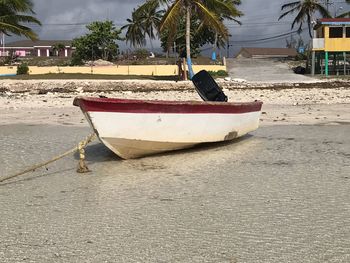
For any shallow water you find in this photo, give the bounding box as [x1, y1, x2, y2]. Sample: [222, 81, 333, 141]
[0, 124, 349, 262]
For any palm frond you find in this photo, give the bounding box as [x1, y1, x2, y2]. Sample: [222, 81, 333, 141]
[0, 21, 38, 40]
[278, 5, 300, 20]
[194, 0, 228, 39]
[159, 0, 183, 32]
[1, 0, 35, 13]
[337, 11, 350, 18]
[0, 14, 41, 25]
[210, 0, 243, 18]
[0, 0, 40, 40]
[281, 1, 301, 11]
[313, 3, 331, 18]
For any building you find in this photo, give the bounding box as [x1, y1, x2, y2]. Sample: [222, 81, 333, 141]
[0, 40, 74, 57]
[236, 47, 297, 59]
[312, 18, 350, 76]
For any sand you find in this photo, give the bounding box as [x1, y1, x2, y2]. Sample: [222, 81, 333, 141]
[1, 79, 350, 262]
[0, 79, 349, 126]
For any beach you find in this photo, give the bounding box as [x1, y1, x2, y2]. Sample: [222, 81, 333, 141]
[1, 78, 350, 126]
[0, 79, 350, 262]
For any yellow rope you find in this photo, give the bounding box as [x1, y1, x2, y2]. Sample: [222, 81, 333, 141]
[0, 133, 96, 184]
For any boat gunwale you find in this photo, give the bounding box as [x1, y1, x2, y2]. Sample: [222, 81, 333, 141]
[73, 97, 263, 114]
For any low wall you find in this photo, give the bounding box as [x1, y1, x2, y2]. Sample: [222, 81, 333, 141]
[0, 66, 17, 75]
[0, 64, 226, 76]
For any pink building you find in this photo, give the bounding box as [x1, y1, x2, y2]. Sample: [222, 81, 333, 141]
[0, 40, 74, 57]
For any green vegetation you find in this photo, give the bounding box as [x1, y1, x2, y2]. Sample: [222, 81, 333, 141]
[122, 1, 163, 49]
[160, 16, 216, 58]
[69, 56, 84, 66]
[16, 62, 29, 75]
[72, 21, 124, 64]
[133, 49, 150, 59]
[208, 70, 228, 77]
[122, 0, 242, 78]
[159, 0, 241, 78]
[0, 0, 41, 40]
[52, 43, 66, 57]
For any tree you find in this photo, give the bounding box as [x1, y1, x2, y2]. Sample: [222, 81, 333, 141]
[72, 21, 123, 62]
[159, 0, 241, 78]
[0, 0, 41, 40]
[278, 0, 330, 38]
[135, 0, 164, 51]
[160, 15, 218, 57]
[122, 9, 147, 48]
[52, 43, 65, 56]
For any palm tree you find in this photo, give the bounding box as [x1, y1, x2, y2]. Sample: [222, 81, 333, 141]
[122, 9, 147, 48]
[0, 0, 41, 40]
[136, 0, 164, 51]
[52, 43, 66, 56]
[278, 0, 330, 38]
[159, 0, 238, 79]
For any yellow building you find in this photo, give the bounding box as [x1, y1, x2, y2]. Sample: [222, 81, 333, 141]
[312, 18, 350, 76]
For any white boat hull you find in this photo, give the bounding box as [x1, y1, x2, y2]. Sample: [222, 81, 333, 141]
[86, 111, 261, 159]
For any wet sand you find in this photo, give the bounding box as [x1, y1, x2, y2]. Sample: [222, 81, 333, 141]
[0, 123, 349, 262]
[1, 82, 350, 262]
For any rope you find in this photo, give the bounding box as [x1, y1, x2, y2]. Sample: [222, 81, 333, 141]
[0, 133, 96, 184]
[77, 133, 96, 173]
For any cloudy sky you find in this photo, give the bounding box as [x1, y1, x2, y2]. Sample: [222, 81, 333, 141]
[9, 0, 350, 55]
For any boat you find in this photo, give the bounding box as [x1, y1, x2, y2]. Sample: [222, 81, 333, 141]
[73, 97, 263, 159]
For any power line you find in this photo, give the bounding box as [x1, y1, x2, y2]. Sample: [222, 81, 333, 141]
[226, 21, 292, 25]
[30, 21, 126, 27]
[229, 28, 307, 44]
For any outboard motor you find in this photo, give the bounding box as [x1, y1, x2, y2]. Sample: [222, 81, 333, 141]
[192, 70, 228, 102]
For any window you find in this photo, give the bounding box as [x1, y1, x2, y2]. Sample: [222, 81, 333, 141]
[346, 27, 350, 38]
[329, 27, 343, 38]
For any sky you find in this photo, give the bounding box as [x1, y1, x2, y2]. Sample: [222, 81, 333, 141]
[7, 0, 350, 56]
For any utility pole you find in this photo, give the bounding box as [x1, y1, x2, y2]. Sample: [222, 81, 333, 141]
[226, 43, 233, 58]
[325, 0, 335, 13]
[174, 42, 177, 65]
[91, 47, 94, 74]
[1, 33, 5, 56]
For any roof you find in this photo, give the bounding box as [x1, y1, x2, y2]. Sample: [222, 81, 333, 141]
[315, 18, 350, 29]
[6, 40, 73, 47]
[319, 18, 350, 23]
[237, 47, 297, 58]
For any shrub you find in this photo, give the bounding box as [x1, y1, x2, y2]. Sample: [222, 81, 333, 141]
[208, 70, 228, 77]
[70, 53, 84, 66]
[17, 63, 29, 75]
[295, 53, 307, 61]
[134, 49, 149, 60]
[0, 57, 5, 66]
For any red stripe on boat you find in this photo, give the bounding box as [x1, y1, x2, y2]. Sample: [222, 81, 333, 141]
[74, 97, 262, 114]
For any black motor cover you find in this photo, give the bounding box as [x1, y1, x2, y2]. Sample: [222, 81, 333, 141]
[192, 70, 228, 102]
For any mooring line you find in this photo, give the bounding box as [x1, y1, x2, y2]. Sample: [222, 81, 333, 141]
[0, 133, 96, 184]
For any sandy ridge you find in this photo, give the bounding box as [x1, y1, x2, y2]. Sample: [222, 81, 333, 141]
[0, 78, 350, 94]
